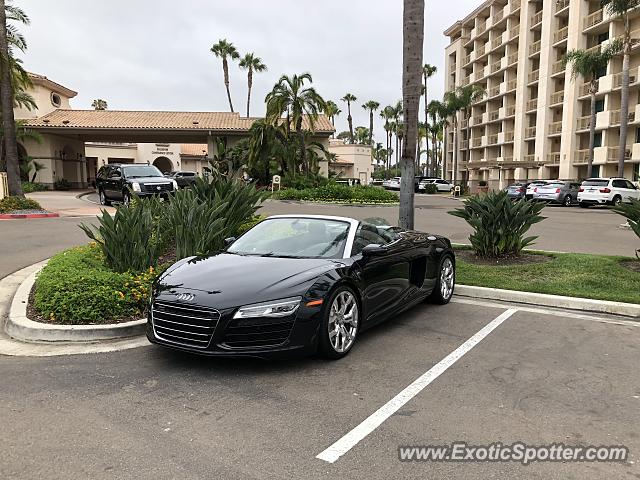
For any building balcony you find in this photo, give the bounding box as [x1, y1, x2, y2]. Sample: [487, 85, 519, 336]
[528, 69, 540, 84]
[506, 79, 517, 91]
[548, 121, 563, 136]
[550, 60, 565, 77]
[471, 114, 484, 126]
[612, 70, 639, 89]
[476, 45, 486, 58]
[491, 36, 502, 51]
[553, 26, 569, 45]
[529, 40, 541, 56]
[463, 54, 472, 66]
[509, 0, 521, 16]
[471, 137, 483, 148]
[488, 85, 501, 98]
[498, 131, 515, 143]
[594, 146, 633, 163]
[449, 63, 457, 74]
[493, 9, 504, 25]
[509, 25, 520, 41]
[550, 91, 564, 105]
[523, 154, 535, 162]
[576, 115, 591, 131]
[526, 98, 538, 111]
[583, 9, 603, 30]
[487, 133, 499, 145]
[490, 59, 503, 75]
[574, 149, 589, 164]
[525, 126, 536, 138]
[498, 105, 514, 118]
[555, 0, 570, 14]
[507, 52, 518, 66]
[460, 140, 469, 149]
[610, 109, 636, 126]
[461, 76, 470, 86]
[488, 110, 500, 122]
[547, 152, 561, 164]
[579, 81, 597, 98]
[530, 10, 543, 27]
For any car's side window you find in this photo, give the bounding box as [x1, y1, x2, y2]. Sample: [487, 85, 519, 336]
[612, 179, 626, 189]
[625, 180, 636, 190]
[351, 223, 389, 256]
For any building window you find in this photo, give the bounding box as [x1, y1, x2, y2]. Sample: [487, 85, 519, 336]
[597, 32, 609, 44]
[595, 99, 605, 113]
[594, 132, 602, 148]
[636, 127, 640, 144]
[591, 165, 600, 178]
[51, 92, 61, 107]
[634, 164, 640, 182]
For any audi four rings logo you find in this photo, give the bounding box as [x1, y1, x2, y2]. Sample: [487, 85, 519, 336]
[175, 293, 195, 302]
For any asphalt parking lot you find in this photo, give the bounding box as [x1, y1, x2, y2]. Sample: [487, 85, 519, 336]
[1, 298, 638, 479]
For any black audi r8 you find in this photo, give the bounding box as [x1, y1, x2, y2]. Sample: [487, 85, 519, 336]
[147, 215, 455, 359]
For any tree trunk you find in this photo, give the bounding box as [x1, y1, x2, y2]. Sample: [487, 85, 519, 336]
[347, 103, 354, 144]
[452, 116, 458, 185]
[223, 59, 234, 112]
[424, 72, 429, 174]
[619, 39, 630, 177]
[431, 129, 437, 177]
[395, 134, 399, 167]
[369, 110, 374, 145]
[387, 130, 392, 178]
[465, 110, 471, 186]
[0, 0, 22, 197]
[588, 88, 597, 178]
[442, 128, 448, 180]
[246, 69, 252, 118]
[398, 0, 423, 230]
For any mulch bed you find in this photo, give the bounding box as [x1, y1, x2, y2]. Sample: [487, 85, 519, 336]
[455, 249, 553, 266]
[620, 259, 640, 273]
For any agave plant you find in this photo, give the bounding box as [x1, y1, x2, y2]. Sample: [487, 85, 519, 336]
[613, 198, 640, 258]
[448, 191, 546, 258]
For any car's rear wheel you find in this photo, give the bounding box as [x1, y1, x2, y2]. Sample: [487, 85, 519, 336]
[428, 255, 455, 305]
[99, 189, 111, 206]
[579, 202, 590, 208]
[611, 195, 622, 207]
[319, 286, 360, 359]
[563, 195, 572, 207]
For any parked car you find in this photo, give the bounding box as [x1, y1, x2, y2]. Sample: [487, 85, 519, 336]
[506, 182, 530, 200]
[532, 180, 581, 206]
[386, 177, 401, 190]
[525, 180, 550, 200]
[414, 176, 436, 192]
[96, 164, 177, 206]
[147, 214, 455, 359]
[418, 178, 453, 192]
[165, 171, 198, 188]
[578, 178, 640, 207]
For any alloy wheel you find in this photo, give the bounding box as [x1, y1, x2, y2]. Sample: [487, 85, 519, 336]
[564, 195, 571, 207]
[99, 190, 106, 205]
[328, 291, 359, 353]
[440, 257, 454, 300]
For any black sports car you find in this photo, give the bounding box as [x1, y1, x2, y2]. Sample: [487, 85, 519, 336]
[147, 215, 455, 359]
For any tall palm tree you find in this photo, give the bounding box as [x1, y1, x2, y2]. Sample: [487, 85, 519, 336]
[565, 44, 620, 178]
[422, 64, 437, 170]
[601, 0, 639, 177]
[341, 93, 357, 143]
[323, 100, 341, 137]
[238, 53, 267, 118]
[362, 100, 380, 145]
[399, 0, 424, 229]
[210, 39, 240, 113]
[354, 126, 371, 145]
[392, 100, 403, 167]
[91, 99, 107, 110]
[265, 73, 326, 173]
[0, 0, 29, 196]
[428, 100, 447, 176]
[380, 106, 394, 176]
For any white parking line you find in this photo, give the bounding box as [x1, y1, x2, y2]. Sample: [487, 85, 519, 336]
[316, 308, 518, 464]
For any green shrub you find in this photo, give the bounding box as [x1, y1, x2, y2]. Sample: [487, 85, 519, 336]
[33, 244, 158, 324]
[21, 182, 47, 193]
[613, 198, 640, 258]
[424, 183, 438, 194]
[282, 172, 328, 189]
[79, 197, 163, 273]
[53, 178, 71, 190]
[448, 191, 546, 258]
[275, 183, 398, 204]
[0, 196, 42, 213]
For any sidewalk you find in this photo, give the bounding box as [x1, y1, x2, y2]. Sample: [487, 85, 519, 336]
[26, 190, 113, 217]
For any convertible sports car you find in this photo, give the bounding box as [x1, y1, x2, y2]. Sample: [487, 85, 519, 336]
[147, 215, 455, 359]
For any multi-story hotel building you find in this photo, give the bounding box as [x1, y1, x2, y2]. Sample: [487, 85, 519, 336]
[444, 0, 640, 190]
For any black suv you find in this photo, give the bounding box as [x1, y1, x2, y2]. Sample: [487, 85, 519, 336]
[95, 164, 177, 206]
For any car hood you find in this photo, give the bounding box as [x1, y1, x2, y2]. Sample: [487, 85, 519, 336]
[126, 176, 171, 183]
[155, 253, 343, 309]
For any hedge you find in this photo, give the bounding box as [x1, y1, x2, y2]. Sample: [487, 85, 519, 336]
[274, 184, 398, 204]
[0, 196, 42, 213]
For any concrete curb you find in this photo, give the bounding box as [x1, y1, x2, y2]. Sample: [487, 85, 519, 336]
[6, 262, 146, 343]
[456, 285, 640, 318]
[0, 212, 59, 219]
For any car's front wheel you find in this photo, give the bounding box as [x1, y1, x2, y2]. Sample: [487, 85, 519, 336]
[319, 286, 360, 359]
[428, 255, 455, 305]
[99, 189, 111, 206]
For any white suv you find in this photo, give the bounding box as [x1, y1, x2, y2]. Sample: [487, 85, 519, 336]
[578, 178, 640, 207]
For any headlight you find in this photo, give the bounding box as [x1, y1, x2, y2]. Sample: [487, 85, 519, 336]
[233, 297, 301, 319]
[131, 182, 141, 192]
[171, 180, 178, 190]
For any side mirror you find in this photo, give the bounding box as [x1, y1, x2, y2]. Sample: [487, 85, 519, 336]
[224, 237, 236, 247]
[361, 244, 388, 256]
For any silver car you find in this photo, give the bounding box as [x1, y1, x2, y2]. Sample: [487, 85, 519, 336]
[532, 180, 581, 206]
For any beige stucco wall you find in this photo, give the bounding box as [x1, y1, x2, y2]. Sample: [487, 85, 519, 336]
[14, 83, 73, 120]
[328, 140, 373, 183]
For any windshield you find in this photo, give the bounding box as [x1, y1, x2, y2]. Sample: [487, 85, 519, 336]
[227, 217, 351, 259]
[122, 165, 163, 178]
[583, 179, 608, 186]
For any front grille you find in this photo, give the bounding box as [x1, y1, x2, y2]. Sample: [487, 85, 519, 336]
[221, 316, 295, 349]
[142, 183, 172, 193]
[152, 301, 220, 349]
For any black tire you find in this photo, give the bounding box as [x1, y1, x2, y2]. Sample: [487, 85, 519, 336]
[611, 195, 622, 207]
[427, 255, 455, 305]
[563, 195, 572, 207]
[123, 192, 131, 207]
[318, 285, 360, 360]
[579, 202, 590, 209]
[99, 189, 111, 206]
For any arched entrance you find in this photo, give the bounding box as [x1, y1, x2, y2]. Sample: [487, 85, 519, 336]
[153, 156, 173, 173]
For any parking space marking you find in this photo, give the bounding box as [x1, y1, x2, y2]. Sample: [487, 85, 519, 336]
[315, 308, 518, 464]
[452, 297, 640, 327]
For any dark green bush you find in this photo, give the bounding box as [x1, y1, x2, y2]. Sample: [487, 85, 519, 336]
[21, 182, 47, 193]
[275, 183, 398, 204]
[80, 197, 162, 273]
[424, 183, 438, 194]
[0, 196, 42, 213]
[449, 191, 546, 258]
[282, 172, 329, 189]
[53, 178, 71, 190]
[613, 198, 640, 258]
[33, 244, 158, 324]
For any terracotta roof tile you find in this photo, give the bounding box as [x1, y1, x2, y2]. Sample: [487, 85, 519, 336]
[180, 144, 208, 156]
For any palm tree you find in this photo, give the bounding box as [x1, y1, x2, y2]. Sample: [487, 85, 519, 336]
[265, 73, 326, 173]
[427, 100, 447, 176]
[422, 64, 437, 170]
[399, 0, 424, 229]
[362, 100, 380, 145]
[323, 100, 341, 137]
[238, 53, 267, 118]
[391, 100, 403, 167]
[601, 0, 639, 176]
[565, 44, 620, 178]
[341, 93, 357, 143]
[210, 39, 240, 112]
[0, 0, 29, 196]
[91, 99, 107, 110]
[354, 126, 371, 145]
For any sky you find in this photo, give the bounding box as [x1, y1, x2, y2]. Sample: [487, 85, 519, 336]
[20, 0, 483, 145]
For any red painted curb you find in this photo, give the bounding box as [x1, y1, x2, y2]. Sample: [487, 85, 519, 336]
[0, 212, 59, 219]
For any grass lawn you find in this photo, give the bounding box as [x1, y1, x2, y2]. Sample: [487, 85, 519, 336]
[456, 251, 640, 304]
